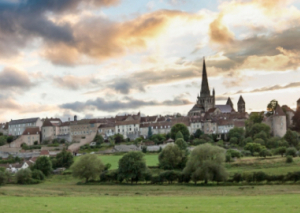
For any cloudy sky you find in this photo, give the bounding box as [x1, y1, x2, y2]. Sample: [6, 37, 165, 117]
[1, 0, 300, 122]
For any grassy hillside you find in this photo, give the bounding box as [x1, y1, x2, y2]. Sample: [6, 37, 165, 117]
[1, 195, 300, 213]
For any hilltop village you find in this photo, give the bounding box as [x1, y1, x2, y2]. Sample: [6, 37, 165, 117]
[0, 59, 299, 154]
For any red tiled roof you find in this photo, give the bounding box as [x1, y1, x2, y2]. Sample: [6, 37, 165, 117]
[40, 150, 49, 155]
[22, 127, 40, 135]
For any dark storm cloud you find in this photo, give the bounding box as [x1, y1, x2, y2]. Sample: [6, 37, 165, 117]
[0, 0, 120, 58]
[60, 96, 193, 112]
[0, 67, 36, 92]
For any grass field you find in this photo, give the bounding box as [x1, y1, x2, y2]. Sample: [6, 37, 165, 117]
[1, 195, 300, 213]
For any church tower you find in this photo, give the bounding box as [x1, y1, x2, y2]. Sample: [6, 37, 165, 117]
[297, 98, 300, 109]
[238, 95, 246, 113]
[197, 58, 215, 112]
[226, 97, 234, 110]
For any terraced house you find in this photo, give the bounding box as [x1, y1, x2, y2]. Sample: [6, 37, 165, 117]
[8, 117, 43, 136]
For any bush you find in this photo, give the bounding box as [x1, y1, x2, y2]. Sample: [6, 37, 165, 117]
[259, 149, 272, 158]
[225, 154, 232, 162]
[159, 170, 179, 184]
[286, 155, 293, 163]
[242, 173, 254, 183]
[229, 137, 238, 144]
[227, 149, 241, 158]
[193, 139, 207, 146]
[159, 144, 186, 170]
[143, 170, 152, 183]
[241, 150, 252, 157]
[285, 171, 300, 182]
[104, 163, 111, 171]
[0, 170, 10, 185]
[175, 138, 188, 150]
[274, 146, 286, 157]
[151, 175, 163, 184]
[16, 169, 32, 184]
[177, 172, 191, 184]
[286, 147, 297, 157]
[253, 171, 267, 182]
[141, 146, 147, 153]
[32, 170, 45, 181]
[32, 156, 52, 176]
[232, 173, 243, 183]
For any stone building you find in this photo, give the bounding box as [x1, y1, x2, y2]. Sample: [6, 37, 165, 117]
[8, 117, 43, 136]
[281, 105, 295, 128]
[115, 113, 141, 140]
[264, 104, 287, 137]
[237, 96, 246, 113]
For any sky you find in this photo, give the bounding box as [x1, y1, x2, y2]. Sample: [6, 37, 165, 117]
[1, 0, 300, 122]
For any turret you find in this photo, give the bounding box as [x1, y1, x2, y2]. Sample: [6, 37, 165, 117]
[226, 97, 234, 110]
[238, 95, 245, 113]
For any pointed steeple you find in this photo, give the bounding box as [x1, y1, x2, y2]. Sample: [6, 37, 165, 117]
[200, 57, 210, 97]
[226, 97, 234, 109]
[238, 95, 245, 104]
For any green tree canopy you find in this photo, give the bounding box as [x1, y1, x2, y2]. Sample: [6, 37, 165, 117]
[118, 151, 147, 184]
[254, 131, 268, 144]
[248, 123, 271, 138]
[94, 134, 104, 145]
[71, 154, 105, 183]
[32, 156, 52, 176]
[171, 123, 190, 142]
[114, 134, 124, 144]
[227, 127, 245, 144]
[16, 168, 32, 184]
[175, 131, 184, 140]
[249, 112, 264, 124]
[147, 126, 153, 139]
[53, 148, 74, 169]
[284, 130, 299, 147]
[175, 138, 188, 150]
[158, 144, 186, 170]
[244, 143, 265, 155]
[266, 137, 280, 149]
[194, 129, 204, 138]
[183, 143, 227, 184]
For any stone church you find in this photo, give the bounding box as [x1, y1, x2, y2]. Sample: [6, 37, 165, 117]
[188, 58, 246, 116]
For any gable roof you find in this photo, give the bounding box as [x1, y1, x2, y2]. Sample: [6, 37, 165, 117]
[10, 117, 40, 125]
[273, 104, 286, 116]
[22, 127, 40, 135]
[282, 105, 295, 112]
[215, 105, 233, 113]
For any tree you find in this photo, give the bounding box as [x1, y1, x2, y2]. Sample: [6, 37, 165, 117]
[248, 123, 271, 138]
[286, 147, 297, 157]
[71, 154, 105, 183]
[253, 138, 265, 146]
[259, 149, 272, 158]
[194, 129, 204, 138]
[6, 136, 14, 147]
[147, 126, 153, 139]
[175, 138, 188, 150]
[94, 134, 104, 146]
[175, 131, 184, 140]
[32, 156, 52, 176]
[16, 169, 32, 184]
[244, 143, 265, 155]
[292, 107, 300, 131]
[183, 144, 227, 184]
[227, 127, 245, 144]
[242, 137, 253, 146]
[266, 137, 280, 149]
[0, 170, 11, 185]
[158, 144, 186, 170]
[32, 170, 45, 181]
[284, 130, 299, 147]
[249, 112, 264, 124]
[229, 137, 238, 144]
[114, 134, 124, 144]
[54, 148, 74, 169]
[254, 131, 268, 144]
[170, 123, 190, 142]
[267, 99, 278, 115]
[118, 151, 147, 184]
[274, 147, 286, 157]
[0, 136, 6, 146]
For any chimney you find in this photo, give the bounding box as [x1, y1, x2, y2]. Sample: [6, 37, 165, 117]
[74, 115, 77, 121]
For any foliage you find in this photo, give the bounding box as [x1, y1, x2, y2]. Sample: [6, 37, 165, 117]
[175, 131, 184, 140]
[259, 149, 272, 158]
[225, 154, 232, 163]
[267, 99, 278, 115]
[114, 134, 124, 144]
[253, 171, 267, 182]
[94, 134, 104, 146]
[183, 143, 227, 184]
[147, 126, 153, 139]
[0, 156, 22, 164]
[170, 123, 190, 142]
[229, 137, 238, 144]
[254, 131, 268, 144]
[142, 146, 147, 153]
[71, 154, 105, 183]
[175, 138, 188, 150]
[244, 143, 265, 155]
[192, 138, 207, 145]
[286, 156, 293, 163]
[292, 107, 300, 131]
[232, 173, 243, 183]
[6, 136, 14, 143]
[249, 112, 264, 124]
[0, 136, 6, 146]
[0, 170, 11, 185]
[53, 148, 74, 169]
[284, 130, 299, 147]
[274, 147, 287, 157]
[266, 137, 280, 149]
[16, 169, 32, 184]
[242, 137, 253, 146]
[159, 144, 186, 170]
[253, 138, 265, 146]
[118, 151, 147, 184]
[286, 147, 297, 157]
[159, 170, 179, 184]
[104, 163, 111, 171]
[194, 129, 204, 138]
[32, 156, 52, 176]
[248, 123, 271, 138]
[150, 134, 166, 145]
[226, 149, 242, 158]
[228, 127, 245, 145]
[32, 170, 45, 181]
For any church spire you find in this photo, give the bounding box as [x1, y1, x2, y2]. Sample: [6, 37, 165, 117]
[200, 57, 210, 97]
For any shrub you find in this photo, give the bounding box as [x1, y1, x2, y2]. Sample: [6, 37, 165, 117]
[143, 170, 152, 183]
[225, 154, 232, 162]
[177, 172, 191, 184]
[286, 147, 297, 157]
[259, 149, 272, 158]
[151, 175, 163, 184]
[253, 171, 267, 182]
[242, 173, 254, 183]
[104, 163, 111, 171]
[141, 146, 147, 153]
[0, 170, 10, 185]
[241, 150, 252, 157]
[32, 156, 52, 176]
[285, 171, 300, 182]
[229, 137, 238, 144]
[232, 173, 243, 183]
[227, 149, 241, 158]
[193, 139, 207, 146]
[175, 138, 188, 150]
[32, 170, 45, 181]
[286, 155, 293, 163]
[159, 170, 179, 184]
[274, 146, 287, 157]
[16, 169, 32, 184]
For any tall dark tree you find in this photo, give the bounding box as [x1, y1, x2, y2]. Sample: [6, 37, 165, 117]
[54, 148, 74, 169]
[32, 156, 52, 176]
[147, 126, 153, 139]
[171, 123, 190, 142]
[292, 107, 300, 131]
